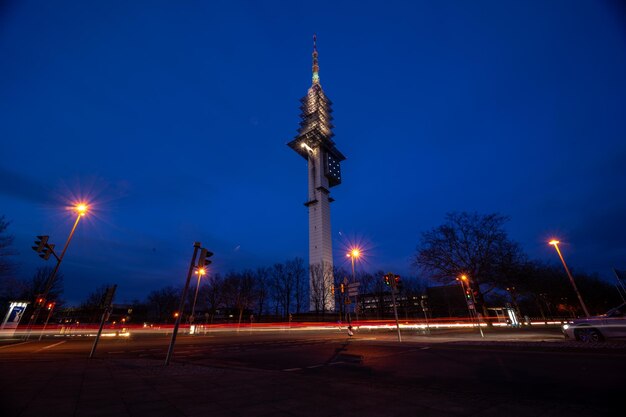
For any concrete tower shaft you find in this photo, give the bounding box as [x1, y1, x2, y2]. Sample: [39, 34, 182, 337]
[287, 36, 345, 312]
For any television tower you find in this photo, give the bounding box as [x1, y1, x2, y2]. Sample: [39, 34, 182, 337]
[288, 35, 346, 311]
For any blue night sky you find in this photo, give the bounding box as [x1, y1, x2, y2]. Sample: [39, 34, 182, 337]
[2, 1, 626, 305]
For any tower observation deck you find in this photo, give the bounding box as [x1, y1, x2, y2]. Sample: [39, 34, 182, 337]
[287, 35, 345, 312]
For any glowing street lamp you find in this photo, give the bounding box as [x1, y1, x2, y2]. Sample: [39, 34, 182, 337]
[346, 248, 361, 323]
[190, 267, 207, 321]
[456, 274, 484, 337]
[346, 248, 361, 281]
[75, 203, 88, 216]
[549, 239, 590, 317]
[27, 201, 90, 339]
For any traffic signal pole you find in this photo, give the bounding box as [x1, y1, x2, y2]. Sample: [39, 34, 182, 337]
[38, 303, 56, 341]
[390, 283, 402, 342]
[26, 214, 82, 340]
[384, 273, 402, 342]
[165, 242, 201, 366]
[89, 285, 117, 359]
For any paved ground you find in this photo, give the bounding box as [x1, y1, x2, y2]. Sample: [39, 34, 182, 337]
[0, 327, 623, 416]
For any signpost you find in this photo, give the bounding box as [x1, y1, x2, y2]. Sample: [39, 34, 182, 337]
[1, 302, 29, 337]
[383, 272, 402, 342]
[89, 284, 117, 359]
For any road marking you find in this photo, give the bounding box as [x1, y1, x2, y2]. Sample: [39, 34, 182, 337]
[283, 368, 302, 372]
[306, 364, 323, 369]
[0, 341, 31, 350]
[421, 346, 430, 350]
[35, 340, 66, 352]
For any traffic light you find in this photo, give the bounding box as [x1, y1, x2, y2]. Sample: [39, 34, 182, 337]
[394, 275, 402, 290]
[40, 243, 55, 260]
[197, 248, 214, 268]
[35, 296, 45, 306]
[47, 302, 55, 310]
[465, 289, 472, 299]
[340, 283, 345, 293]
[32, 235, 49, 253]
[384, 274, 391, 286]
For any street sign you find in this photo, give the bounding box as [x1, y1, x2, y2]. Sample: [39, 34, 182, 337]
[347, 282, 359, 297]
[101, 285, 117, 309]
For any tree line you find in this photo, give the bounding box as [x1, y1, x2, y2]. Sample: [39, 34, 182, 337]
[1, 212, 623, 324]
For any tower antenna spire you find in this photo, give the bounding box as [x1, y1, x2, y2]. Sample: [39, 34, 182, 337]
[312, 34, 320, 84]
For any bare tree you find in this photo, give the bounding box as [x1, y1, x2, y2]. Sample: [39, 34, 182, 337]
[271, 262, 293, 318]
[27, 266, 64, 305]
[203, 272, 225, 324]
[414, 212, 525, 317]
[79, 285, 113, 323]
[146, 286, 180, 322]
[222, 271, 255, 325]
[287, 257, 307, 314]
[310, 261, 334, 315]
[0, 216, 15, 277]
[253, 267, 270, 319]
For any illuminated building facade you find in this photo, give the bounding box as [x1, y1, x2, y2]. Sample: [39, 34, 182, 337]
[288, 36, 345, 311]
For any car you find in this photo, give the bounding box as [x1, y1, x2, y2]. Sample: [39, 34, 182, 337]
[562, 303, 626, 342]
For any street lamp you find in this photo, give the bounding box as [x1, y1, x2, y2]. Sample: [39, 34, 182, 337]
[548, 240, 590, 317]
[75, 203, 88, 216]
[27, 202, 89, 339]
[456, 274, 484, 337]
[346, 248, 361, 322]
[346, 248, 360, 282]
[190, 267, 206, 322]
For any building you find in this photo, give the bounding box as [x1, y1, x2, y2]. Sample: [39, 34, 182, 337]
[288, 35, 346, 312]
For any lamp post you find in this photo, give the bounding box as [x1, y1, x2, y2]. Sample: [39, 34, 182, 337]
[457, 274, 484, 338]
[549, 240, 590, 317]
[346, 248, 360, 322]
[190, 267, 206, 322]
[27, 203, 88, 340]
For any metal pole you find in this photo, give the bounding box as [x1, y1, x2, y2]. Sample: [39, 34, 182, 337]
[421, 298, 430, 335]
[38, 304, 55, 341]
[469, 286, 485, 338]
[615, 284, 626, 303]
[190, 272, 202, 321]
[89, 307, 110, 359]
[613, 268, 626, 299]
[351, 256, 359, 323]
[553, 244, 590, 317]
[459, 279, 483, 338]
[390, 284, 402, 342]
[27, 214, 82, 340]
[165, 242, 201, 366]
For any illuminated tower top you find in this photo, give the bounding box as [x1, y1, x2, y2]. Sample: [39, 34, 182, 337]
[288, 35, 346, 187]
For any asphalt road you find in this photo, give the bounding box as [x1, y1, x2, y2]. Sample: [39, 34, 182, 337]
[0, 328, 623, 416]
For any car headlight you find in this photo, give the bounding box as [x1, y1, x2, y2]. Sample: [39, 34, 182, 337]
[562, 324, 570, 330]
